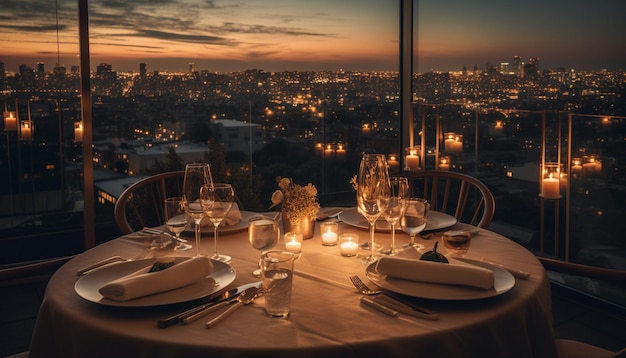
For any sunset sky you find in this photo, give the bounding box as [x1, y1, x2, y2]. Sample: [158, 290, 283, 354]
[1, 0, 624, 73]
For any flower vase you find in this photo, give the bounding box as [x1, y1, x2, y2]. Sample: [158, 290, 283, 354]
[282, 212, 315, 239]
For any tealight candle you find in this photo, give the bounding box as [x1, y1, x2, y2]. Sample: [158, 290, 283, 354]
[339, 233, 359, 256]
[320, 221, 339, 246]
[284, 232, 303, 253]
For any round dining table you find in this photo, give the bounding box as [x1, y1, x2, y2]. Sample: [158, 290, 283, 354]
[29, 209, 557, 358]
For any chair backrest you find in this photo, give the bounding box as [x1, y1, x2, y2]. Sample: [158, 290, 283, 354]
[114, 171, 185, 234]
[404, 170, 495, 228]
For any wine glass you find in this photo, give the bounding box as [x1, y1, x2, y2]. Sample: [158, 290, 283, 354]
[400, 198, 429, 250]
[163, 197, 192, 251]
[356, 153, 391, 264]
[248, 216, 280, 277]
[381, 177, 409, 255]
[200, 183, 235, 263]
[182, 163, 212, 256]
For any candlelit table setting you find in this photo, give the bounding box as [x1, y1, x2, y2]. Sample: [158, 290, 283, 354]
[28, 206, 557, 358]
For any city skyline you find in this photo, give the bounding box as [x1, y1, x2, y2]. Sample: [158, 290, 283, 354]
[1, 0, 625, 74]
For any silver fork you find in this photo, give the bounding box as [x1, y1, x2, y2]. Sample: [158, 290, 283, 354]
[349, 275, 382, 295]
[349, 275, 439, 320]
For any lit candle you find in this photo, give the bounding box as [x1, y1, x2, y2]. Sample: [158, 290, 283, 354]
[285, 239, 302, 253]
[20, 121, 33, 141]
[404, 147, 420, 171]
[284, 232, 302, 253]
[340, 233, 359, 256]
[74, 122, 83, 142]
[582, 158, 602, 176]
[322, 231, 338, 245]
[4, 111, 17, 131]
[405, 154, 419, 171]
[321, 221, 339, 246]
[336, 143, 346, 160]
[571, 159, 583, 179]
[439, 157, 450, 171]
[445, 138, 463, 153]
[324, 143, 333, 158]
[542, 174, 560, 199]
[387, 154, 399, 171]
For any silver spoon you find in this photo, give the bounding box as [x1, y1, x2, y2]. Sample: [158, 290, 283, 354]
[204, 287, 261, 328]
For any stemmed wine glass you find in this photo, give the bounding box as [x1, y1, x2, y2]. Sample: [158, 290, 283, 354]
[381, 177, 409, 255]
[248, 216, 280, 277]
[182, 163, 212, 257]
[356, 153, 391, 264]
[200, 183, 235, 263]
[400, 198, 429, 250]
[163, 197, 192, 251]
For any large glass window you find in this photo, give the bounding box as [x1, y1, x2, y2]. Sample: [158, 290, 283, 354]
[413, 0, 626, 306]
[2, 0, 624, 309]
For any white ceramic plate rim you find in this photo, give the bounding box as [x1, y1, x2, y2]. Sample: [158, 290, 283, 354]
[185, 210, 259, 234]
[365, 258, 515, 300]
[74, 257, 236, 307]
[338, 207, 457, 232]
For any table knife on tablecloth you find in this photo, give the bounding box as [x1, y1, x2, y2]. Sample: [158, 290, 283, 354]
[157, 281, 261, 328]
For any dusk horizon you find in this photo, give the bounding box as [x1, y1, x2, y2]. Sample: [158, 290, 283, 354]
[2, 0, 625, 74]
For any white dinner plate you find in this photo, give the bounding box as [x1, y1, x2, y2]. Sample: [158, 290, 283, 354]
[338, 207, 457, 232]
[184, 210, 260, 235]
[74, 257, 236, 307]
[365, 258, 515, 300]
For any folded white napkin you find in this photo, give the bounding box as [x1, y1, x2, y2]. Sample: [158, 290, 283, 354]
[99, 256, 214, 301]
[201, 203, 242, 227]
[375, 256, 494, 290]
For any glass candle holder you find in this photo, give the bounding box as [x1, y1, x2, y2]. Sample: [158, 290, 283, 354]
[571, 158, 583, 179]
[582, 155, 602, 177]
[439, 156, 450, 170]
[284, 232, 303, 255]
[444, 132, 463, 153]
[404, 146, 421, 172]
[339, 233, 359, 257]
[320, 221, 339, 246]
[541, 162, 561, 199]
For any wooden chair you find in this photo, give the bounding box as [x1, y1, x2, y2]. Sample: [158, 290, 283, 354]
[404, 170, 495, 229]
[114, 171, 186, 234]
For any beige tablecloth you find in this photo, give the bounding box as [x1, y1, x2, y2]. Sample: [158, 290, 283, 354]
[29, 211, 556, 358]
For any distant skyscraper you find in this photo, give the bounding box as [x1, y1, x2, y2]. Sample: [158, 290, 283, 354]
[500, 62, 511, 74]
[513, 56, 523, 78]
[96, 63, 113, 75]
[189, 62, 195, 73]
[37, 62, 45, 75]
[524, 57, 539, 79]
[140, 62, 147, 77]
[0, 60, 5, 82]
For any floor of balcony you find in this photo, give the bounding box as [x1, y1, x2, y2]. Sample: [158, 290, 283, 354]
[1, 270, 625, 357]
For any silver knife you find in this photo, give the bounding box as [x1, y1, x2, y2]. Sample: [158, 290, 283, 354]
[157, 281, 261, 328]
[360, 296, 398, 317]
[373, 294, 439, 320]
